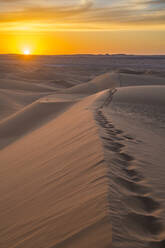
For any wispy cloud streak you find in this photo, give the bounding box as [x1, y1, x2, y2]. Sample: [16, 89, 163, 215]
[0, 0, 164, 30]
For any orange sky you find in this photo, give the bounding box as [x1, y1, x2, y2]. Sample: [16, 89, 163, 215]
[0, 0, 165, 55]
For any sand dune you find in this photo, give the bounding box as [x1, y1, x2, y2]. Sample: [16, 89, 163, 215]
[47, 80, 74, 89]
[59, 72, 119, 95]
[0, 78, 56, 92]
[100, 85, 165, 248]
[111, 85, 165, 105]
[0, 89, 50, 121]
[0, 77, 57, 122]
[0, 90, 21, 120]
[119, 73, 165, 87]
[0, 92, 112, 248]
[0, 71, 119, 150]
[0, 98, 76, 149]
[0, 60, 165, 248]
[0, 71, 118, 247]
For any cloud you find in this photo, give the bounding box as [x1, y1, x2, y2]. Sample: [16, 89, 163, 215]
[145, 0, 165, 3]
[0, 0, 164, 30]
[0, 0, 93, 22]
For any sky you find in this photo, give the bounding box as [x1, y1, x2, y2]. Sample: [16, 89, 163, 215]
[0, 0, 165, 54]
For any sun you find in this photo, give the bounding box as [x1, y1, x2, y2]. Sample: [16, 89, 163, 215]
[23, 49, 30, 55]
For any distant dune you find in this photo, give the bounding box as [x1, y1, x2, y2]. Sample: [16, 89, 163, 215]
[0, 78, 56, 92]
[59, 72, 119, 95]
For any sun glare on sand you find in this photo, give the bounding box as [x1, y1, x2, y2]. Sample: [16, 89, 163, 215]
[23, 50, 30, 55]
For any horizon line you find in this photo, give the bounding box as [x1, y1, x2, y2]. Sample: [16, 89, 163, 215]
[0, 53, 165, 57]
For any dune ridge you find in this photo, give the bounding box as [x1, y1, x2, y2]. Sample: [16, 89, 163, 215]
[0, 91, 113, 248]
[0, 72, 119, 247]
[0, 72, 119, 150]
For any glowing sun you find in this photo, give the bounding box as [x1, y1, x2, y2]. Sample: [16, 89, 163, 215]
[23, 50, 30, 55]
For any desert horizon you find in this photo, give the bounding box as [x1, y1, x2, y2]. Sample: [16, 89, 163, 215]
[1, 53, 165, 55]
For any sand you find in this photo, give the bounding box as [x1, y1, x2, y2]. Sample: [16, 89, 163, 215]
[110, 85, 165, 105]
[59, 72, 119, 95]
[0, 68, 118, 247]
[0, 92, 113, 248]
[98, 85, 165, 248]
[0, 54, 165, 248]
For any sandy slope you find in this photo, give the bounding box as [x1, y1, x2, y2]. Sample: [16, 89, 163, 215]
[0, 77, 57, 121]
[99, 85, 165, 248]
[111, 85, 165, 105]
[0, 98, 76, 149]
[0, 71, 119, 248]
[0, 92, 112, 248]
[0, 89, 50, 121]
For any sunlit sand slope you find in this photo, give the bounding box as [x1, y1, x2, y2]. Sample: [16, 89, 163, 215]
[0, 98, 75, 149]
[0, 77, 57, 121]
[0, 89, 50, 121]
[0, 93, 112, 248]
